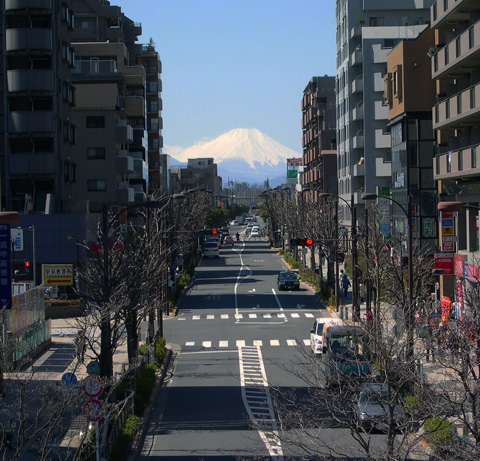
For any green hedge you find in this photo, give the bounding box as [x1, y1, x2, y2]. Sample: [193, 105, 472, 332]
[108, 414, 140, 461]
[155, 337, 166, 365]
[423, 417, 451, 448]
[134, 363, 157, 416]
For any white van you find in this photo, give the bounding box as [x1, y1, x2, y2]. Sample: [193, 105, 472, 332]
[310, 318, 343, 356]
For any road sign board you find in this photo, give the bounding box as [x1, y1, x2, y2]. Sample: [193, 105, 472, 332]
[61, 372, 77, 388]
[42, 264, 74, 286]
[86, 360, 101, 376]
[82, 375, 104, 398]
[82, 399, 103, 422]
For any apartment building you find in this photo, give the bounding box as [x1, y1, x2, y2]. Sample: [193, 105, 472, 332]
[335, 0, 433, 222]
[170, 158, 222, 197]
[0, 0, 166, 283]
[385, 27, 437, 253]
[135, 44, 169, 193]
[301, 76, 337, 199]
[1, 0, 76, 213]
[432, 0, 480, 254]
[430, 0, 480, 306]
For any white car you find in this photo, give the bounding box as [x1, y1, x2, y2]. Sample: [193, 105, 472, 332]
[250, 229, 259, 237]
[204, 242, 220, 258]
[310, 318, 342, 356]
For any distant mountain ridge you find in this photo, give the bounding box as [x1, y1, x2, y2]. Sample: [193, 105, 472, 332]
[163, 128, 301, 185]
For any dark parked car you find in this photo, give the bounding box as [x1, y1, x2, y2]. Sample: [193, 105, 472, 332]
[277, 270, 300, 291]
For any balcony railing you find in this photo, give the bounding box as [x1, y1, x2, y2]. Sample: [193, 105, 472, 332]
[433, 81, 480, 129]
[73, 60, 117, 74]
[433, 19, 480, 79]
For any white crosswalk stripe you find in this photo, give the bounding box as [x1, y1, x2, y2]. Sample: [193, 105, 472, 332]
[178, 312, 321, 321]
[183, 339, 310, 348]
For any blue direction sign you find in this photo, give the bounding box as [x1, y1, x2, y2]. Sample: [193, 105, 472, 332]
[61, 372, 78, 388]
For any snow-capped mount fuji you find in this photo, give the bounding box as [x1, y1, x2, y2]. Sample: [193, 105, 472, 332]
[163, 128, 301, 185]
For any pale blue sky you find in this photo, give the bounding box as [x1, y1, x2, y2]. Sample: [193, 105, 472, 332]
[113, 0, 336, 153]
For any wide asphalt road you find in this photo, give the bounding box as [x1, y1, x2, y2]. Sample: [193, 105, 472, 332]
[134, 223, 339, 460]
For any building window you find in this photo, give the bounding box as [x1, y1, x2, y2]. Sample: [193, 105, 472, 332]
[472, 147, 477, 169]
[469, 27, 474, 49]
[64, 161, 76, 182]
[457, 94, 462, 115]
[369, 17, 384, 27]
[456, 37, 461, 58]
[470, 87, 475, 109]
[87, 180, 106, 191]
[383, 39, 394, 48]
[69, 125, 76, 144]
[447, 151, 452, 172]
[86, 116, 105, 128]
[87, 147, 106, 159]
[458, 150, 463, 171]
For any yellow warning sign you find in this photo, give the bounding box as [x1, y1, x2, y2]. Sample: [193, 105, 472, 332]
[43, 264, 74, 286]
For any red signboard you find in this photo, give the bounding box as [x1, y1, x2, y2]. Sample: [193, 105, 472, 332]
[434, 254, 454, 275]
[454, 254, 465, 277]
[466, 264, 480, 281]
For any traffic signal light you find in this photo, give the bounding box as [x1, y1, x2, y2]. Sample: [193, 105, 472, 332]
[24, 261, 31, 273]
[212, 229, 218, 235]
[206, 229, 218, 235]
[290, 238, 314, 246]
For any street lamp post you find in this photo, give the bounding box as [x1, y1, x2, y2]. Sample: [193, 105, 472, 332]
[319, 193, 359, 320]
[362, 192, 414, 361]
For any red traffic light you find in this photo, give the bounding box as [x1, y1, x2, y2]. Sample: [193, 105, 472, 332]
[24, 261, 31, 268]
[305, 238, 314, 246]
[212, 229, 218, 235]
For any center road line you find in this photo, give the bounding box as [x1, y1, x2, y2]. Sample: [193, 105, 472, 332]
[271, 288, 284, 311]
[233, 241, 253, 317]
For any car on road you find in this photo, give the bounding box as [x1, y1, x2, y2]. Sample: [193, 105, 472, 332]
[206, 237, 220, 247]
[277, 270, 300, 290]
[223, 235, 235, 246]
[204, 242, 220, 258]
[250, 229, 259, 237]
[310, 318, 342, 356]
[352, 382, 405, 431]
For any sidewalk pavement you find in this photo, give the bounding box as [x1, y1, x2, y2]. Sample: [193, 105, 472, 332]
[2, 317, 132, 460]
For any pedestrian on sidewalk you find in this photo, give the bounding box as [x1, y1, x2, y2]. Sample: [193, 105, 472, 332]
[74, 330, 86, 363]
[340, 271, 351, 297]
[364, 309, 373, 325]
[359, 282, 366, 303]
[424, 330, 436, 363]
